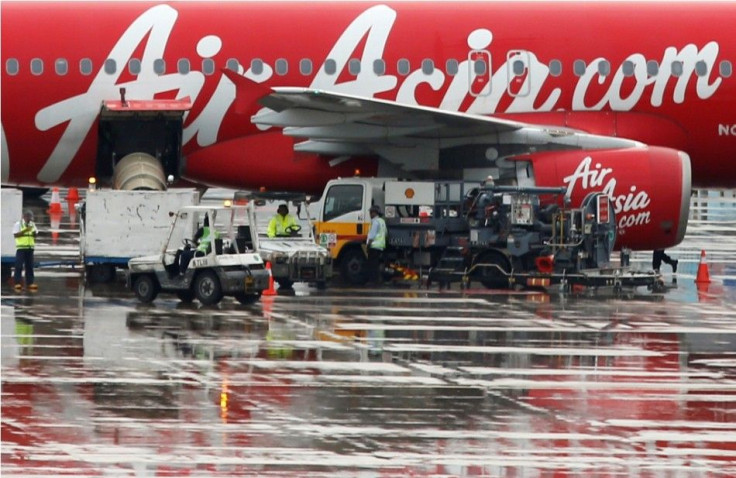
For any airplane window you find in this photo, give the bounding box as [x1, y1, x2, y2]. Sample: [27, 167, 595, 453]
[622, 60, 635, 77]
[55, 58, 68, 76]
[275, 58, 288, 76]
[719, 60, 732, 78]
[202, 58, 215, 75]
[80, 58, 93, 76]
[324, 59, 336, 75]
[446, 59, 459, 76]
[154, 59, 166, 75]
[670, 61, 683, 77]
[473, 59, 487, 75]
[647, 60, 659, 76]
[373, 59, 385, 75]
[695, 60, 707, 77]
[398, 59, 411, 76]
[597, 60, 611, 76]
[128, 58, 141, 75]
[31, 58, 43, 76]
[178, 58, 190, 75]
[573, 60, 586, 76]
[252, 59, 265, 74]
[227, 58, 240, 72]
[6, 58, 19, 76]
[300, 58, 313, 76]
[104, 59, 116, 75]
[549, 59, 562, 77]
[512, 60, 525, 76]
[349, 58, 361, 75]
[422, 59, 434, 75]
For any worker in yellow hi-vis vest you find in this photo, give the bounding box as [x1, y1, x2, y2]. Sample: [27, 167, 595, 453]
[267, 204, 299, 238]
[13, 210, 38, 291]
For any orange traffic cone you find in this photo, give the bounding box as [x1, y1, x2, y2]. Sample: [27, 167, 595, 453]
[695, 249, 711, 284]
[262, 261, 276, 296]
[66, 187, 80, 201]
[47, 187, 63, 213]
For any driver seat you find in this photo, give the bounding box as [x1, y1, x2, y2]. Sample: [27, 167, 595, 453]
[236, 225, 253, 251]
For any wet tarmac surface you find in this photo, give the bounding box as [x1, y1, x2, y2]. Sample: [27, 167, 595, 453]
[2, 189, 735, 477]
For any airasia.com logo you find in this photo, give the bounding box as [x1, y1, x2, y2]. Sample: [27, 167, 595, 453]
[563, 156, 651, 234]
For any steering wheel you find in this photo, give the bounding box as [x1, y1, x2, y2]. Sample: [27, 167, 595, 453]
[284, 224, 302, 236]
[183, 238, 196, 248]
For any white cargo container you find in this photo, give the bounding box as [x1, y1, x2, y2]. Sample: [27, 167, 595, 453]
[1, 188, 23, 280]
[80, 189, 200, 282]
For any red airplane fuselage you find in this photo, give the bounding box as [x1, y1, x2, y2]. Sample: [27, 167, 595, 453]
[3, 1, 735, 188]
[2, 1, 735, 249]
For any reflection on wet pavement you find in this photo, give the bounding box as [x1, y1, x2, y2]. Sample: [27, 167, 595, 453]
[2, 190, 735, 476]
[3, 283, 736, 477]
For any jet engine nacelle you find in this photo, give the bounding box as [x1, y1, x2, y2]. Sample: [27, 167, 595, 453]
[516, 146, 691, 251]
[112, 152, 167, 191]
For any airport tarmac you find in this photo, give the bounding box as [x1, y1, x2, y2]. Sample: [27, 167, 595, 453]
[2, 188, 735, 477]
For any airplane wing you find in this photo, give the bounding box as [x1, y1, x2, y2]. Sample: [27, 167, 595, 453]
[251, 87, 642, 172]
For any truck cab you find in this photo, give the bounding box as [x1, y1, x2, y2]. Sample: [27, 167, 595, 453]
[312, 177, 389, 284]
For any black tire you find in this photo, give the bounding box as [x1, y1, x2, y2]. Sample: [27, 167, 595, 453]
[340, 247, 368, 285]
[133, 275, 159, 303]
[194, 270, 223, 305]
[176, 290, 195, 303]
[86, 264, 116, 284]
[234, 292, 261, 305]
[276, 279, 294, 289]
[472, 252, 510, 289]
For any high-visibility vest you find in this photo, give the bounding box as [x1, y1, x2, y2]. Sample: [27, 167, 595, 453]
[369, 217, 387, 250]
[15, 221, 36, 249]
[267, 214, 298, 237]
[197, 226, 220, 253]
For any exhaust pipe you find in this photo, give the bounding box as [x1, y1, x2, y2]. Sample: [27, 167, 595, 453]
[112, 152, 167, 190]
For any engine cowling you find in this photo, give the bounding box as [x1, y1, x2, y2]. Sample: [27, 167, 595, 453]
[514, 146, 691, 250]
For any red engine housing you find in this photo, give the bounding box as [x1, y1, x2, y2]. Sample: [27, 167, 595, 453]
[515, 146, 691, 250]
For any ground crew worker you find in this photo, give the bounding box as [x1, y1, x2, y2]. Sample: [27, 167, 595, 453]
[366, 205, 387, 285]
[267, 204, 298, 237]
[653, 249, 678, 273]
[13, 210, 38, 291]
[178, 215, 219, 273]
[195, 215, 219, 254]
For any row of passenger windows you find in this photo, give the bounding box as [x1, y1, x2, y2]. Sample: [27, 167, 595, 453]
[5, 56, 734, 79]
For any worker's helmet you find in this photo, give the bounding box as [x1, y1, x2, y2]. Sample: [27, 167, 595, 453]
[277, 203, 289, 213]
[23, 209, 34, 220]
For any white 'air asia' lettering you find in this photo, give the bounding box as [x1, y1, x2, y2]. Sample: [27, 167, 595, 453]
[563, 156, 652, 233]
[34, 5, 723, 182]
